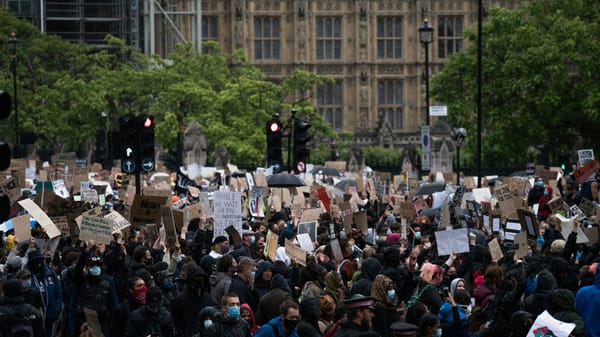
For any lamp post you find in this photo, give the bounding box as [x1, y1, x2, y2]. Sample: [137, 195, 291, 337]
[452, 128, 467, 186]
[8, 33, 19, 158]
[477, 0, 483, 187]
[418, 18, 434, 127]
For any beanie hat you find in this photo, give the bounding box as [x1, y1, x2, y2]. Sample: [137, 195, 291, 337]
[212, 236, 228, 246]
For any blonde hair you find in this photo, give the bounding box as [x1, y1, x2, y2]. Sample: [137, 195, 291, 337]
[420, 262, 442, 283]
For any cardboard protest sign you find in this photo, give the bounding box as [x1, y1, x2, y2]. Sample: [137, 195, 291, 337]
[213, 191, 242, 238]
[285, 239, 307, 266]
[488, 238, 504, 262]
[0, 177, 20, 204]
[434, 228, 470, 256]
[330, 238, 344, 263]
[84, 307, 106, 337]
[527, 310, 575, 337]
[253, 173, 268, 187]
[129, 195, 168, 227]
[104, 210, 131, 234]
[583, 226, 598, 247]
[249, 187, 266, 217]
[300, 208, 322, 223]
[161, 206, 178, 246]
[298, 221, 318, 242]
[438, 201, 451, 230]
[398, 201, 415, 219]
[547, 196, 566, 215]
[79, 215, 113, 244]
[493, 184, 517, 218]
[517, 209, 539, 237]
[13, 214, 31, 242]
[51, 216, 69, 237]
[514, 232, 529, 259]
[225, 225, 242, 247]
[508, 177, 529, 197]
[172, 209, 184, 231]
[353, 212, 368, 234]
[18, 199, 61, 239]
[198, 192, 213, 216]
[264, 230, 279, 262]
[579, 198, 596, 218]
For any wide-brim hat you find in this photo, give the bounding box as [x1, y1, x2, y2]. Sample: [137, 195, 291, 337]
[342, 294, 375, 310]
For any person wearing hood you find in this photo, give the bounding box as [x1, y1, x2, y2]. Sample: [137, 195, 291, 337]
[255, 261, 274, 298]
[125, 286, 174, 337]
[25, 250, 63, 337]
[241, 303, 260, 336]
[193, 306, 219, 337]
[383, 246, 417, 302]
[170, 265, 216, 337]
[297, 296, 322, 337]
[255, 273, 294, 325]
[111, 277, 147, 337]
[255, 301, 300, 337]
[323, 271, 345, 304]
[523, 268, 557, 317]
[0, 279, 45, 337]
[350, 257, 382, 297]
[527, 178, 545, 207]
[576, 266, 600, 337]
[537, 186, 553, 221]
[371, 274, 401, 337]
[546, 288, 587, 337]
[209, 254, 237, 304]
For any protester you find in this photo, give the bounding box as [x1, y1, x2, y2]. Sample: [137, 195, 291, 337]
[125, 286, 174, 337]
[170, 264, 215, 337]
[229, 257, 259, 312]
[332, 295, 375, 337]
[111, 276, 147, 337]
[0, 279, 45, 337]
[255, 273, 294, 325]
[205, 293, 252, 337]
[255, 301, 300, 337]
[241, 303, 260, 336]
[575, 267, 600, 337]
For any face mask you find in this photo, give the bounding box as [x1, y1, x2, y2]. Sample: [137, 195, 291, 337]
[21, 279, 31, 288]
[176, 255, 183, 263]
[424, 242, 432, 249]
[89, 266, 102, 276]
[133, 285, 148, 303]
[45, 257, 52, 264]
[221, 245, 229, 254]
[415, 231, 422, 241]
[246, 319, 253, 327]
[283, 318, 299, 331]
[543, 190, 549, 196]
[164, 279, 175, 290]
[387, 289, 396, 300]
[228, 306, 240, 319]
[535, 181, 544, 188]
[250, 236, 256, 244]
[204, 320, 213, 329]
[250, 271, 256, 279]
[433, 328, 442, 337]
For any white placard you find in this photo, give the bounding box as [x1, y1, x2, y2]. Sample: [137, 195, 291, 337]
[296, 233, 314, 252]
[79, 215, 113, 244]
[526, 310, 575, 337]
[577, 149, 594, 168]
[472, 188, 492, 204]
[435, 228, 470, 256]
[18, 199, 61, 239]
[505, 220, 521, 241]
[429, 105, 448, 116]
[104, 210, 132, 234]
[556, 214, 589, 244]
[52, 179, 70, 198]
[213, 191, 242, 238]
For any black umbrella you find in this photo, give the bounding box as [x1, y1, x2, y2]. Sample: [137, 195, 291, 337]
[266, 173, 306, 187]
[311, 166, 343, 177]
[414, 182, 446, 197]
[334, 179, 357, 191]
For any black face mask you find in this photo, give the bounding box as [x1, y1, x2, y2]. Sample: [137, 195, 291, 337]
[31, 260, 44, 273]
[283, 319, 298, 331]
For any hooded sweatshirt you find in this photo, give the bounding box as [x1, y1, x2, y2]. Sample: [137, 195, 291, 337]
[241, 303, 260, 335]
[255, 274, 293, 326]
[523, 268, 557, 317]
[297, 296, 322, 337]
[576, 269, 600, 337]
[547, 289, 587, 337]
[350, 257, 381, 297]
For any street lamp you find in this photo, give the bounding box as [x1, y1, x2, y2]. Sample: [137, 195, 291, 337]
[452, 128, 467, 185]
[8, 32, 19, 158]
[418, 17, 434, 127]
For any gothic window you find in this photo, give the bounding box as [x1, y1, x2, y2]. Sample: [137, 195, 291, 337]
[317, 80, 343, 132]
[377, 80, 403, 130]
[316, 16, 342, 60]
[377, 16, 402, 59]
[438, 16, 463, 59]
[254, 16, 280, 60]
[202, 16, 218, 53]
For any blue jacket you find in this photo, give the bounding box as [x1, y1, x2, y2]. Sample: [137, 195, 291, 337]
[575, 269, 600, 337]
[255, 316, 299, 337]
[27, 265, 63, 322]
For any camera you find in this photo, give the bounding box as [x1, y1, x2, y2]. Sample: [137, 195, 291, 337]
[439, 286, 449, 298]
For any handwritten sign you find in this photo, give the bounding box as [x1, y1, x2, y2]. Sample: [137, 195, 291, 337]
[50, 216, 69, 237]
[13, 214, 31, 242]
[79, 215, 113, 244]
[298, 221, 318, 242]
[130, 195, 168, 227]
[104, 210, 131, 234]
[435, 228, 470, 256]
[488, 238, 504, 262]
[264, 230, 279, 262]
[18, 199, 61, 239]
[285, 239, 307, 266]
[494, 184, 517, 218]
[161, 205, 178, 246]
[213, 191, 242, 238]
[0, 177, 20, 204]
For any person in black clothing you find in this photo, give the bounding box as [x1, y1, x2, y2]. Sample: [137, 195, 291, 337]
[297, 296, 322, 337]
[170, 265, 216, 337]
[332, 295, 376, 337]
[350, 257, 382, 297]
[111, 277, 147, 337]
[15, 269, 43, 312]
[527, 178, 545, 207]
[229, 257, 259, 312]
[125, 286, 174, 337]
[0, 279, 45, 337]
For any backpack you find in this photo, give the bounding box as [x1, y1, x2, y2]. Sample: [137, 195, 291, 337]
[406, 284, 433, 308]
[324, 317, 347, 337]
[2, 306, 35, 337]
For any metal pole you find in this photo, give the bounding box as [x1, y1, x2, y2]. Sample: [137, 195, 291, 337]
[9, 33, 19, 158]
[425, 42, 430, 127]
[456, 146, 460, 185]
[288, 109, 296, 173]
[477, 0, 483, 188]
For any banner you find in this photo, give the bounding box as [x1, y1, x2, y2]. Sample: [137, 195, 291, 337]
[213, 191, 242, 238]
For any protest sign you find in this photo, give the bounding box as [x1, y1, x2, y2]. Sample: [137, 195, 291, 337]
[514, 232, 529, 259]
[285, 239, 307, 266]
[491, 212, 502, 233]
[556, 214, 589, 244]
[0, 177, 20, 204]
[18, 199, 61, 239]
[493, 184, 517, 218]
[298, 221, 318, 242]
[213, 191, 242, 238]
[573, 159, 598, 184]
[504, 219, 521, 241]
[225, 225, 242, 247]
[577, 149, 594, 168]
[526, 310, 575, 337]
[104, 210, 131, 234]
[79, 215, 113, 244]
[172, 209, 184, 231]
[300, 208, 322, 223]
[315, 187, 331, 212]
[13, 214, 31, 242]
[398, 201, 415, 219]
[547, 196, 566, 215]
[353, 212, 368, 234]
[161, 206, 178, 246]
[488, 238, 504, 262]
[253, 173, 268, 187]
[435, 228, 470, 256]
[330, 238, 344, 263]
[296, 233, 314, 252]
[52, 179, 70, 198]
[579, 198, 596, 218]
[472, 187, 492, 204]
[249, 187, 266, 217]
[438, 201, 451, 230]
[517, 209, 539, 237]
[264, 230, 279, 262]
[81, 189, 99, 203]
[51, 216, 69, 237]
[199, 192, 213, 216]
[129, 195, 167, 227]
[84, 307, 105, 337]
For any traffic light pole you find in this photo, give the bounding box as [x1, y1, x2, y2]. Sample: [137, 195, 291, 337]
[287, 109, 296, 173]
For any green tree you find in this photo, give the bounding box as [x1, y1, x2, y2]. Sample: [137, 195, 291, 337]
[431, 0, 600, 168]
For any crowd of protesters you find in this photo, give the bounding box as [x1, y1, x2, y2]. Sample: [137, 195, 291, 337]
[0, 164, 598, 337]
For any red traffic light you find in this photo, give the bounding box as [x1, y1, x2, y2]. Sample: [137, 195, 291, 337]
[268, 121, 281, 133]
[142, 116, 155, 128]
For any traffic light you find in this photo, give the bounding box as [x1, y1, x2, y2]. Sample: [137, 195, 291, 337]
[0, 91, 11, 171]
[293, 118, 311, 173]
[266, 116, 283, 169]
[119, 114, 138, 174]
[139, 115, 155, 172]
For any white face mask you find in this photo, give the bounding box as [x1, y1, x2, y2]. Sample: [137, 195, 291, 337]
[424, 242, 432, 249]
[204, 320, 213, 329]
[433, 328, 442, 337]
